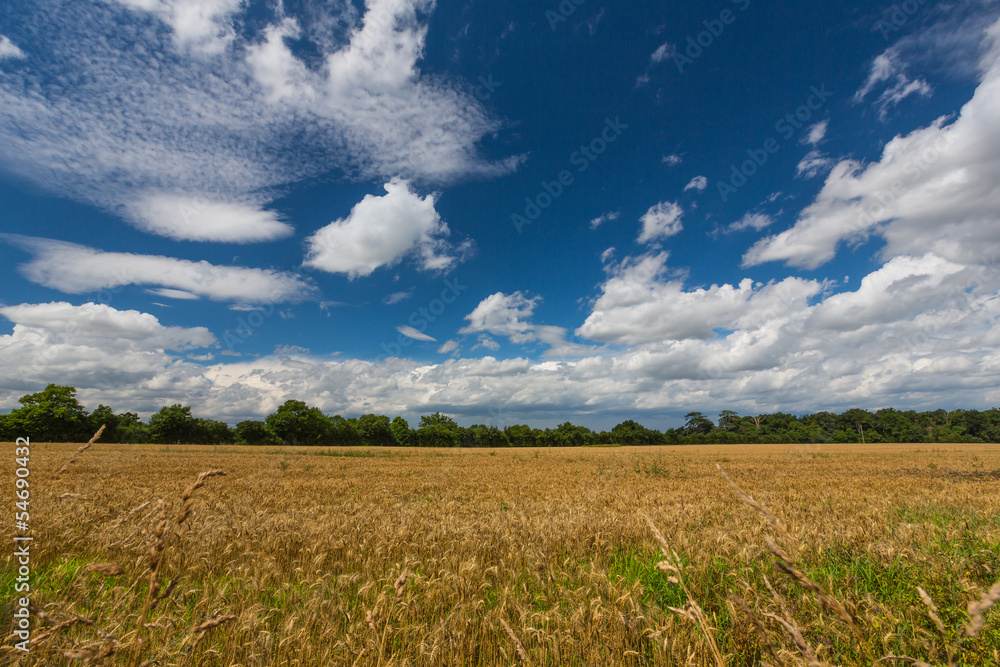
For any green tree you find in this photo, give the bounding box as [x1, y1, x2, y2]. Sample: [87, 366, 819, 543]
[717, 410, 740, 431]
[5, 385, 91, 442]
[234, 420, 277, 446]
[415, 412, 459, 447]
[265, 400, 332, 446]
[611, 420, 662, 446]
[357, 414, 395, 446]
[194, 419, 233, 444]
[88, 404, 122, 442]
[683, 411, 714, 436]
[117, 412, 149, 443]
[390, 416, 411, 445]
[149, 404, 199, 444]
[329, 415, 363, 446]
[504, 424, 535, 447]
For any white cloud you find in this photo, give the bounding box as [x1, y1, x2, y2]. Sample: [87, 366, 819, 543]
[397, 325, 436, 342]
[125, 194, 293, 243]
[683, 175, 708, 192]
[0, 35, 26, 60]
[651, 42, 675, 62]
[854, 49, 932, 120]
[437, 339, 459, 354]
[855, 52, 897, 102]
[459, 292, 595, 358]
[0, 302, 215, 399]
[726, 212, 774, 233]
[0, 1, 515, 243]
[114, 0, 243, 53]
[638, 201, 683, 243]
[745, 18, 1000, 270]
[5, 252, 1000, 423]
[145, 288, 200, 300]
[796, 150, 834, 179]
[576, 252, 823, 345]
[472, 334, 500, 352]
[7, 236, 314, 303]
[662, 154, 682, 166]
[460, 292, 540, 344]
[384, 290, 414, 305]
[804, 120, 828, 145]
[304, 179, 461, 278]
[589, 211, 620, 229]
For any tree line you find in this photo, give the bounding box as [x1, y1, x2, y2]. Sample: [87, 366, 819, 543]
[3, 384, 1000, 446]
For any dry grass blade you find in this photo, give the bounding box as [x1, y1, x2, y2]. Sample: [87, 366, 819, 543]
[717, 464, 799, 551]
[916, 586, 946, 634]
[499, 618, 532, 665]
[766, 537, 857, 631]
[55, 424, 105, 475]
[85, 563, 126, 577]
[763, 612, 823, 667]
[733, 596, 786, 667]
[644, 514, 725, 667]
[964, 579, 1000, 637]
[873, 657, 933, 666]
[192, 614, 237, 634]
[176, 470, 227, 525]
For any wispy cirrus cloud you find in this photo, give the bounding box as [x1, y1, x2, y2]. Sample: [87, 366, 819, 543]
[5, 235, 315, 303]
[0, 0, 516, 242]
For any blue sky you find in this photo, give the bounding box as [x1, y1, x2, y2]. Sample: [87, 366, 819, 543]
[2, 0, 1000, 429]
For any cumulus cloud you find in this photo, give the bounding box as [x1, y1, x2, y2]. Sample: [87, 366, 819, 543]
[460, 292, 540, 344]
[745, 18, 1000, 270]
[0, 1, 515, 242]
[0, 302, 214, 397]
[459, 292, 595, 358]
[6, 235, 315, 303]
[638, 201, 683, 243]
[683, 176, 708, 192]
[304, 179, 462, 278]
[662, 154, 682, 166]
[576, 252, 824, 345]
[4, 253, 1000, 423]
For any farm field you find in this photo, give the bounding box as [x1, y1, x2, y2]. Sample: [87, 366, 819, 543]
[2, 442, 999, 666]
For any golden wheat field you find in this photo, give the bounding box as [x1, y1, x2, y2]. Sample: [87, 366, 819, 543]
[2, 441, 999, 666]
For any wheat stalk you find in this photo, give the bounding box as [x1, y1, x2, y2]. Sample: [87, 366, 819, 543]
[499, 618, 531, 664]
[55, 424, 105, 475]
